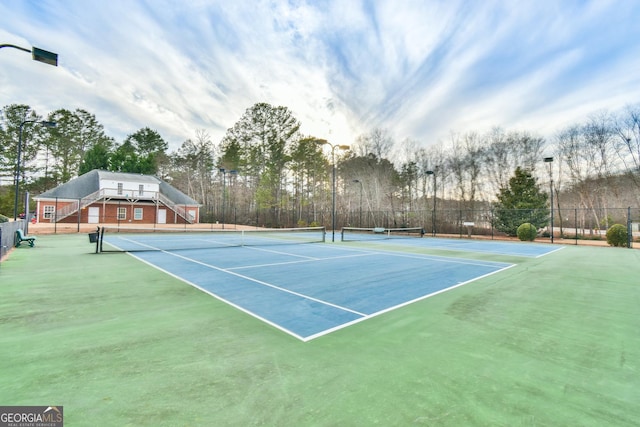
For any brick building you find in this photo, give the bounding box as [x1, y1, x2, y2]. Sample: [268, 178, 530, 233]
[34, 170, 200, 225]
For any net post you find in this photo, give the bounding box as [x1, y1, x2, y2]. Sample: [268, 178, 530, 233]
[99, 226, 105, 253]
[94, 226, 100, 254]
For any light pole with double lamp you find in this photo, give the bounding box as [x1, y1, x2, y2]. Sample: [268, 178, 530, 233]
[315, 140, 350, 242]
[14, 120, 57, 220]
[544, 157, 554, 243]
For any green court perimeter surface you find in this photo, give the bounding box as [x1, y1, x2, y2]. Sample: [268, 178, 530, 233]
[1, 235, 639, 426]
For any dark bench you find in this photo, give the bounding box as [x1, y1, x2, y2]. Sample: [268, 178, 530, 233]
[15, 229, 36, 247]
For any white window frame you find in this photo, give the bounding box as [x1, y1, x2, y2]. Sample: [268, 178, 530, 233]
[117, 183, 123, 195]
[117, 207, 127, 220]
[43, 205, 55, 220]
[133, 208, 143, 220]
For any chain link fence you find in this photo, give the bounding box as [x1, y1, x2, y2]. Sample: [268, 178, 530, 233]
[217, 205, 639, 247]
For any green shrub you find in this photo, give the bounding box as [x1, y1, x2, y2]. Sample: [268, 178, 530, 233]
[0, 213, 8, 223]
[516, 222, 537, 241]
[606, 224, 628, 247]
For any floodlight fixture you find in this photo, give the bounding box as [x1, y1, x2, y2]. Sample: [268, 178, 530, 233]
[1, 43, 58, 66]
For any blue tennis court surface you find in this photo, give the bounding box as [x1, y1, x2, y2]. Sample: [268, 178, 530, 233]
[116, 242, 514, 341]
[345, 236, 563, 257]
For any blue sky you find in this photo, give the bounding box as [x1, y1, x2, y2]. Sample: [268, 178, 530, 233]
[1, 0, 639, 152]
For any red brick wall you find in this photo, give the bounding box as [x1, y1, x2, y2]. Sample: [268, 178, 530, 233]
[37, 200, 198, 224]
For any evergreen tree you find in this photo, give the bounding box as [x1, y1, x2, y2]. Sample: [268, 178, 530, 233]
[79, 142, 112, 175]
[493, 167, 549, 236]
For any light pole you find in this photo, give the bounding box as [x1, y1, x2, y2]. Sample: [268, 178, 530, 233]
[352, 179, 363, 227]
[14, 120, 56, 220]
[425, 169, 437, 236]
[316, 140, 350, 241]
[1, 44, 58, 66]
[219, 168, 237, 229]
[544, 157, 554, 243]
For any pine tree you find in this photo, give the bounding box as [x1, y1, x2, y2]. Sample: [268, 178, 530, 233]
[493, 167, 549, 236]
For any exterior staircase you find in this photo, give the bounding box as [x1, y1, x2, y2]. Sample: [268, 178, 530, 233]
[53, 189, 195, 224]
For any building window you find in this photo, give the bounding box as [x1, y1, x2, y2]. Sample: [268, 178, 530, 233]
[139, 185, 144, 196]
[43, 205, 55, 220]
[134, 208, 143, 220]
[117, 183, 123, 195]
[117, 207, 127, 220]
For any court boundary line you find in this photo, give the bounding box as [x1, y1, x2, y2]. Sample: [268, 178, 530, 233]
[320, 245, 514, 268]
[344, 237, 565, 258]
[112, 241, 517, 342]
[302, 263, 516, 341]
[125, 253, 310, 341]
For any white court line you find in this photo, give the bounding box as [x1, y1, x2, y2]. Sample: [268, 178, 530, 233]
[362, 238, 565, 258]
[301, 263, 516, 341]
[158, 249, 368, 317]
[229, 250, 377, 270]
[124, 253, 309, 341]
[110, 238, 516, 342]
[329, 244, 513, 268]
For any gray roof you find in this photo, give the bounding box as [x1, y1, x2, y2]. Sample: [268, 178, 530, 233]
[35, 170, 199, 205]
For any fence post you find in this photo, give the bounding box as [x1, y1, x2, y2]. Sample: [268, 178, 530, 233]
[54, 197, 58, 234]
[627, 207, 632, 249]
[575, 208, 578, 245]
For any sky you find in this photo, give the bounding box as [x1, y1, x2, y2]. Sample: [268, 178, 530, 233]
[1, 0, 640, 154]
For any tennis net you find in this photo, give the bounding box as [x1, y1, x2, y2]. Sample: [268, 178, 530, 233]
[341, 226, 424, 242]
[98, 226, 326, 252]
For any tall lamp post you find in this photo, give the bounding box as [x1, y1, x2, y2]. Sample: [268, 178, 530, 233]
[352, 179, 363, 227]
[316, 140, 350, 241]
[544, 157, 554, 243]
[14, 120, 57, 220]
[1, 44, 58, 66]
[425, 169, 437, 236]
[219, 168, 237, 229]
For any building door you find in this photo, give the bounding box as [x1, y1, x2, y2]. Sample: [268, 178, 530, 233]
[88, 207, 100, 224]
[158, 209, 166, 224]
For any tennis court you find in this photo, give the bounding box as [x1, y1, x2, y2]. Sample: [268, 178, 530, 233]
[341, 227, 564, 257]
[2, 231, 639, 426]
[102, 228, 514, 341]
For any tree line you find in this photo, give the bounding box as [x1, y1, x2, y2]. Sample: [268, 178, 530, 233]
[1, 101, 639, 231]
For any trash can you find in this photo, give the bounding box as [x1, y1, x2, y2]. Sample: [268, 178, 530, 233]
[88, 232, 99, 243]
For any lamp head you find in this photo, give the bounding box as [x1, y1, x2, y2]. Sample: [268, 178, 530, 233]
[32, 47, 58, 66]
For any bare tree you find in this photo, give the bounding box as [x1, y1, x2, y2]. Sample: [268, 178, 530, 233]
[482, 127, 545, 197]
[447, 132, 483, 209]
[612, 104, 640, 196]
[352, 128, 394, 159]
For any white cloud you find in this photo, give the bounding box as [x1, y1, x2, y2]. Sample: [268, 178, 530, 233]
[1, 0, 639, 154]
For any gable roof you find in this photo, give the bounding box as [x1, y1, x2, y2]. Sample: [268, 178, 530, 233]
[35, 170, 199, 205]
